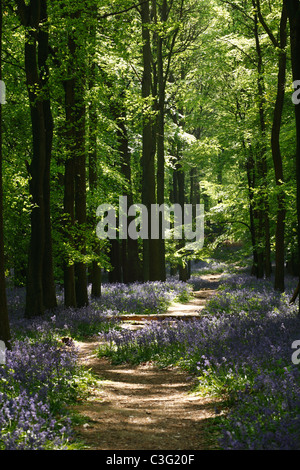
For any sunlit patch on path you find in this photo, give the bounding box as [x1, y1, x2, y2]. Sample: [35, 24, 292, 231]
[73, 274, 223, 450]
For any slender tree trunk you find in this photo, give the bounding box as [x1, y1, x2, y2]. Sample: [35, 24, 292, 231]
[156, 0, 167, 282]
[256, 0, 287, 290]
[0, 0, 11, 347]
[271, 5, 287, 292]
[285, 0, 300, 315]
[15, 0, 57, 318]
[245, 147, 259, 276]
[118, 115, 142, 283]
[141, 1, 159, 281]
[24, 28, 47, 318]
[74, 75, 88, 307]
[253, 5, 271, 278]
[39, 1, 57, 309]
[63, 9, 88, 307]
[89, 58, 102, 297]
[63, 74, 77, 308]
[177, 159, 188, 282]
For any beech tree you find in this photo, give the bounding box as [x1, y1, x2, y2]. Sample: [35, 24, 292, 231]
[0, 0, 11, 347]
[14, 0, 57, 317]
[284, 0, 300, 311]
[255, 0, 288, 291]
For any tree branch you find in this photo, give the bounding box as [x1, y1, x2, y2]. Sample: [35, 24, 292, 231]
[98, 0, 149, 20]
[218, 37, 257, 66]
[217, 219, 253, 233]
[219, 0, 255, 23]
[255, 0, 279, 48]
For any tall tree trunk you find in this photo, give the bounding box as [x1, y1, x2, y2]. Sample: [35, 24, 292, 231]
[0, 0, 11, 347]
[63, 9, 88, 307]
[118, 115, 142, 283]
[39, 0, 57, 310]
[25, 38, 46, 317]
[89, 58, 102, 297]
[74, 75, 88, 307]
[16, 0, 57, 318]
[271, 5, 287, 292]
[63, 73, 77, 307]
[140, 1, 160, 281]
[256, 0, 288, 290]
[245, 146, 259, 276]
[177, 159, 188, 282]
[284, 0, 300, 315]
[253, 5, 271, 278]
[24, 6, 46, 317]
[156, 0, 167, 282]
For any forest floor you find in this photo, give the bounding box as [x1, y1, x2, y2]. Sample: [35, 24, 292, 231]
[72, 274, 224, 451]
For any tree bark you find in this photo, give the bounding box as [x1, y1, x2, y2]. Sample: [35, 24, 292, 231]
[74, 75, 88, 307]
[0, 0, 11, 347]
[24, 33, 46, 317]
[156, 0, 167, 282]
[118, 115, 142, 283]
[177, 159, 188, 282]
[63, 8, 88, 307]
[89, 57, 102, 297]
[284, 0, 300, 315]
[141, 1, 160, 281]
[15, 0, 57, 318]
[39, 0, 57, 310]
[271, 5, 287, 292]
[63, 74, 77, 308]
[253, 3, 271, 278]
[256, 0, 287, 290]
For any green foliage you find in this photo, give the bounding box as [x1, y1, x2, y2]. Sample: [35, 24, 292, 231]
[1, 0, 299, 290]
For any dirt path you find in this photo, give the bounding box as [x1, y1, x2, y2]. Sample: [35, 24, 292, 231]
[72, 275, 222, 451]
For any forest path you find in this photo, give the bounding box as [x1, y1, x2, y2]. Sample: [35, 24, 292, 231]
[118, 274, 222, 329]
[73, 274, 222, 450]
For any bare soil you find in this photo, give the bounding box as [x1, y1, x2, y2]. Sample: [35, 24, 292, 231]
[72, 274, 223, 451]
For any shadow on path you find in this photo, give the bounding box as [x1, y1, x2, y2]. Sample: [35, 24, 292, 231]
[73, 274, 223, 450]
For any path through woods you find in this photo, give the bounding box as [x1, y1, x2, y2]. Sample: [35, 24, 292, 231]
[73, 275, 223, 450]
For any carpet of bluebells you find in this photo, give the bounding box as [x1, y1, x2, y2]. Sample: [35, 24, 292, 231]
[2, 266, 300, 450]
[0, 278, 191, 450]
[98, 270, 300, 450]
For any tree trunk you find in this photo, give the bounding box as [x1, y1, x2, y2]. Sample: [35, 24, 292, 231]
[285, 0, 300, 315]
[24, 30, 47, 318]
[74, 75, 88, 307]
[109, 239, 122, 282]
[245, 148, 259, 276]
[15, 0, 57, 318]
[253, 5, 271, 278]
[89, 62, 102, 297]
[39, 1, 57, 310]
[271, 5, 287, 292]
[118, 115, 142, 283]
[63, 10, 88, 307]
[177, 160, 188, 282]
[63, 75, 77, 308]
[156, 0, 167, 282]
[0, 0, 11, 347]
[141, 1, 160, 281]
